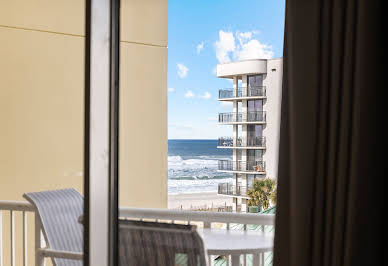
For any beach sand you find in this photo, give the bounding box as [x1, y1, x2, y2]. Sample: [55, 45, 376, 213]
[168, 191, 233, 210]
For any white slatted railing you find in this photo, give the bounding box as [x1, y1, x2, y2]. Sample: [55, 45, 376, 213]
[119, 207, 274, 226]
[120, 207, 275, 266]
[0, 201, 35, 266]
[1, 201, 275, 266]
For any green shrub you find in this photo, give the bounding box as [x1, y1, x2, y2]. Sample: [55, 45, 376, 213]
[247, 178, 277, 210]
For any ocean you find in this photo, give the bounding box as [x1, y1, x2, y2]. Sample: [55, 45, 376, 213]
[168, 139, 233, 194]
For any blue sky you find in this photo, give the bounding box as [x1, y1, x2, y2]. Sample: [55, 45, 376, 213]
[168, 0, 285, 139]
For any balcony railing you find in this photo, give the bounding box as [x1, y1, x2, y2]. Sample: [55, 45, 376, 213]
[218, 183, 248, 196]
[218, 160, 266, 173]
[218, 137, 266, 147]
[219, 86, 266, 99]
[0, 200, 275, 266]
[218, 111, 266, 123]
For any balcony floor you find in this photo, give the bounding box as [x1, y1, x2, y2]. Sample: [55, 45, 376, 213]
[217, 146, 266, 150]
[218, 121, 266, 125]
[218, 96, 266, 102]
[217, 193, 250, 199]
[217, 169, 266, 175]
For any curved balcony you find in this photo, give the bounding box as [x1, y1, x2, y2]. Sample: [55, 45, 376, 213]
[218, 183, 248, 197]
[218, 111, 266, 124]
[219, 86, 266, 100]
[218, 160, 266, 174]
[218, 137, 266, 148]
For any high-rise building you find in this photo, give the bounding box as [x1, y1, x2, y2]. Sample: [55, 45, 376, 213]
[216, 58, 283, 212]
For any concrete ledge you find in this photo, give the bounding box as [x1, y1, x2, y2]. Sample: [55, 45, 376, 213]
[217, 59, 267, 78]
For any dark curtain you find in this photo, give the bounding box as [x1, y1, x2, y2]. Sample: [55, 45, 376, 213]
[274, 0, 386, 266]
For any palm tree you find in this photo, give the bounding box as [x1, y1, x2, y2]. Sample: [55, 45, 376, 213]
[247, 178, 277, 210]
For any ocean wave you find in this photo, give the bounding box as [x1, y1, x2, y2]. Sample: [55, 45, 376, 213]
[168, 154, 233, 194]
[168, 155, 230, 169]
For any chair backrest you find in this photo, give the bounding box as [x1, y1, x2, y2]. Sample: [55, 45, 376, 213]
[24, 188, 83, 266]
[119, 220, 207, 266]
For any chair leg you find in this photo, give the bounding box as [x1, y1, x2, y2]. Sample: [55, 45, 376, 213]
[253, 253, 260, 266]
[187, 252, 197, 266]
[231, 255, 240, 266]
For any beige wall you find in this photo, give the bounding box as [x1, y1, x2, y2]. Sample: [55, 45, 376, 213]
[0, 1, 167, 264]
[0, 0, 167, 205]
[119, 0, 168, 208]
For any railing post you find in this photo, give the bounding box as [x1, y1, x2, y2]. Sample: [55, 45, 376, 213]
[35, 215, 43, 266]
[10, 211, 15, 266]
[0, 211, 2, 266]
[23, 211, 28, 266]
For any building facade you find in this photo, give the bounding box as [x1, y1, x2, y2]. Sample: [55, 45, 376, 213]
[216, 58, 283, 212]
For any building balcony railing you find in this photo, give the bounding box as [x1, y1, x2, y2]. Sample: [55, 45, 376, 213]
[218, 137, 266, 148]
[219, 86, 266, 99]
[218, 183, 249, 197]
[218, 111, 266, 123]
[218, 160, 266, 173]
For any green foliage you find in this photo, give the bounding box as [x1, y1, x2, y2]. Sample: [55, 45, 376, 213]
[247, 178, 277, 210]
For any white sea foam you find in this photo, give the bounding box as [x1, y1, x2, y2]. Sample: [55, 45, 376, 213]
[168, 155, 226, 169]
[168, 155, 233, 194]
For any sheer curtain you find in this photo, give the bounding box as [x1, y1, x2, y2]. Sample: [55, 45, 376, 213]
[274, 0, 385, 265]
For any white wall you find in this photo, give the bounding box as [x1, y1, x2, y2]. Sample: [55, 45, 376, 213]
[217, 59, 267, 78]
[263, 58, 283, 180]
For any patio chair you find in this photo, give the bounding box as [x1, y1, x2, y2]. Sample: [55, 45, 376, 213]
[23, 188, 83, 266]
[24, 188, 207, 266]
[119, 220, 207, 266]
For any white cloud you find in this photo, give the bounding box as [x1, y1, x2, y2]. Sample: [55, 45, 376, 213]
[177, 63, 189, 78]
[184, 90, 194, 98]
[196, 42, 204, 54]
[214, 30, 274, 63]
[199, 92, 211, 99]
[234, 39, 274, 61]
[214, 31, 236, 63]
[237, 31, 253, 44]
[168, 87, 174, 92]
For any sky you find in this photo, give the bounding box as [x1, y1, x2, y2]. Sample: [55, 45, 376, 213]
[168, 0, 285, 139]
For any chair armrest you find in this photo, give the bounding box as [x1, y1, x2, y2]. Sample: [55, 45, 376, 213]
[37, 248, 83, 260]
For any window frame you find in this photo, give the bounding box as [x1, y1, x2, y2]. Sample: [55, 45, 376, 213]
[84, 0, 120, 265]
